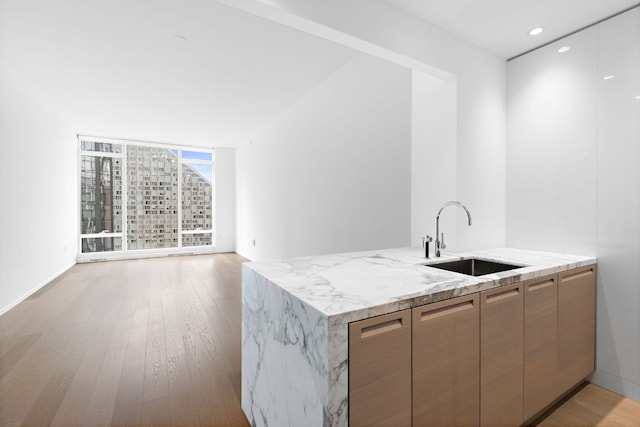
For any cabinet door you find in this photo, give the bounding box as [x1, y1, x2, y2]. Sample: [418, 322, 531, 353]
[524, 274, 558, 421]
[480, 283, 524, 427]
[557, 265, 596, 394]
[413, 294, 480, 427]
[349, 309, 412, 427]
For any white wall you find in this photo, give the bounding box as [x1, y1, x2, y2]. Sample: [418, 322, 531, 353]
[411, 72, 458, 249]
[593, 8, 640, 401]
[0, 80, 78, 315]
[507, 27, 599, 255]
[236, 54, 412, 260]
[214, 148, 236, 252]
[507, 8, 640, 401]
[223, 0, 507, 254]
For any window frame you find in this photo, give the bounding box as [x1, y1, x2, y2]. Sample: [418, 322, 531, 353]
[77, 135, 215, 261]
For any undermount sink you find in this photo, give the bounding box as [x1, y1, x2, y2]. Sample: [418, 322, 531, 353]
[425, 257, 525, 277]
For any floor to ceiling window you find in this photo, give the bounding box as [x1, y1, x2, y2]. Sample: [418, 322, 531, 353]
[79, 136, 214, 259]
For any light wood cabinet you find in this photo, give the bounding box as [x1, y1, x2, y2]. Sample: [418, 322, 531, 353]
[524, 274, 558, 421]
[557, 265, 596, 394]
[348, 264, 595, 427]
[412, 293, 480, 427]
[349, 309, 412, 427]
[480, 283, 524, 427]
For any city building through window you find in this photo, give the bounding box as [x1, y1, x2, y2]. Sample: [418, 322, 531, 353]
[79, 136, 213, 257]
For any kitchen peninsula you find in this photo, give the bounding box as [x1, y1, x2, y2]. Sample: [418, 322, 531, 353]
[241, 247, 596, 426]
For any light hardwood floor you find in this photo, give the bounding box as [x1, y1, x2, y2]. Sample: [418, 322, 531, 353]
[0, 253, 250, 427]
[533, 382, 640, 427]
[1, 254, 639, 426]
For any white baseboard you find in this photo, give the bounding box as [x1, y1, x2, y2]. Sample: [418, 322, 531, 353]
[591, 369, 640, 402]
[0, 261, 76, 317]
[76, 246, 236, 263]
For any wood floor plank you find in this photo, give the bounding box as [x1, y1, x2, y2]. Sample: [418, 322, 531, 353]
[0, 356, 47, 426]
[171, 261, 242, 425]
[80, 318, 131, 426]
[50, 327, 115, 427]
[163, 286, 192, 393]
[168, 391, 201, 427]
[0, 328, 77, 426]
[20, 341, 86, 427]
[58, 270, 139, 427]
[0, 334, 40, 380]
[162, 284, 201, 427]
[140, 395, 171, 427]
[110, 306, 149, 426]
[142, 280, 169, 404]
[533, 383, 640, 426]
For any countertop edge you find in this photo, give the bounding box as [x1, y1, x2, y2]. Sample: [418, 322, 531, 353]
[243, 247, 597, 324]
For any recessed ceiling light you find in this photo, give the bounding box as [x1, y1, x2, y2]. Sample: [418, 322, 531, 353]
[557, 46, 571, 53]
[529, 27, 544, 36]
[635, 95, 640, 100]
[603, 75, 615, 80]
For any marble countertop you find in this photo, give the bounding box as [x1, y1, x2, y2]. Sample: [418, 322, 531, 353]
[241, 247, 597, 426]
[243, 247, 596, 322]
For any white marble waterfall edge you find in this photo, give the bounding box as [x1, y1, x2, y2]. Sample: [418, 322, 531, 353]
[242, 265, 334, 426]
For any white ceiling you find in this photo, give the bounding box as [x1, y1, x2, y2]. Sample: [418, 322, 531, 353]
[386, 0, 640, 59]
[3, 0, 357, 146]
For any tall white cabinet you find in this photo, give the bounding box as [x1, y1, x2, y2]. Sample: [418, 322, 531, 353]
[594, 9, 640, 399]
[507, 7, 640, 401]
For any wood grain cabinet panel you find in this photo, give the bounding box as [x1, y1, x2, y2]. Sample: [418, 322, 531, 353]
[347, 264, 596, 427]
[557, 265, 596, 394]
[524, 274, 558, 421]
[412, 294, 480, 427]
[349, 309, 412, 427]
[480, 283, 524, 427]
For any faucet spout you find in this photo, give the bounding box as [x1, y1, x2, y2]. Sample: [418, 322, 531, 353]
[435, 201, 472, 257]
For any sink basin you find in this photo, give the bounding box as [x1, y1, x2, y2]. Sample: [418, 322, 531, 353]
[425, 258, 524, 277]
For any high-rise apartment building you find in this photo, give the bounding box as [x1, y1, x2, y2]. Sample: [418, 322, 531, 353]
[80, 141, 212, 253]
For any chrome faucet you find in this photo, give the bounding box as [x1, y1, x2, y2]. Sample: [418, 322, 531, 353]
[435, 201, 472, 257]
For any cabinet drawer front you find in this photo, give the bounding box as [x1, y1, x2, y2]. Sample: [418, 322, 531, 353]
[557, 265, 596, 394]
[349, 309, 412, 427]
[524, 274, 558, 421]
[481, 283, 524, 427]
[413, 294, 480, 427]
